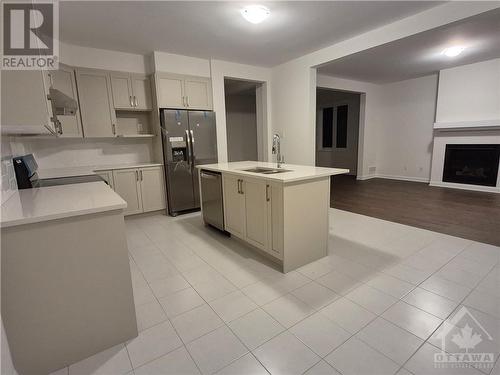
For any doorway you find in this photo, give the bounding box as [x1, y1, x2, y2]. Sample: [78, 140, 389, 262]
[224, 78, 263, 162]
[316, 88, 361, 176]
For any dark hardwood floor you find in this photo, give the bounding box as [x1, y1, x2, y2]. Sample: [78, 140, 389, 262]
[330, 175, 500, 246]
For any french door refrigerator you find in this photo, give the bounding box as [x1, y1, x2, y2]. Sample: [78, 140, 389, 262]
[160, 109, 217, 216]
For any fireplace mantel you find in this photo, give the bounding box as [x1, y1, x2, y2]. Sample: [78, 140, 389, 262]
[433, 119, 500, 131]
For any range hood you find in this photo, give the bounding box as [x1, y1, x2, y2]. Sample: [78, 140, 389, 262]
[48, 87, 78, 116]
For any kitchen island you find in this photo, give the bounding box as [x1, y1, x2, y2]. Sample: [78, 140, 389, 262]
[197, 161, 348, 272]
[1, 182, 138, 375]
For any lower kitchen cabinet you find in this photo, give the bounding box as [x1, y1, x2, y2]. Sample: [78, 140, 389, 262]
[113, 168, 143, 215]
[223, 174, 283, 259]
[223, 174, 246, 238]
[243, 177, 269, 251]
[140, 167, 166, 212]
[112, 166, 166, 216]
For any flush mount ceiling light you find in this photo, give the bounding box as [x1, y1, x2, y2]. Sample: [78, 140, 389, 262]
[241, 5, 270, 24]
[442, 46, 465, 57]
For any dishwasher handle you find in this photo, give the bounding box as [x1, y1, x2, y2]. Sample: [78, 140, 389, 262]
[201, 172, 218, 180]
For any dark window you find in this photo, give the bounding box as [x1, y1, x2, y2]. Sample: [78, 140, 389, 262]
[322, 107, 333, 148]
[336, 105, 348, 148]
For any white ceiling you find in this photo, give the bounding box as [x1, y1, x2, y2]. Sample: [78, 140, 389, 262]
[59, 1, 442, 67]
[318, 8, 500, 83]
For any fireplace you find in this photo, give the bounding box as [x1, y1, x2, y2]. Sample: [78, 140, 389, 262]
[443, 144, 500, 187]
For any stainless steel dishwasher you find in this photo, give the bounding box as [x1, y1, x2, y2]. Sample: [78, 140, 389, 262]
[200, 170, 225, 231]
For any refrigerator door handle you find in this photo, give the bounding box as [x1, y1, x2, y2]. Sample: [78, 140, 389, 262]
[189, 129, 196, 165]
[185, 129, 192, 166]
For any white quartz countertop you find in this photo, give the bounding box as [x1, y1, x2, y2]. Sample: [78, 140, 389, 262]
[38, 162, 163, 179]
[197, 161, 349, 183]
[0, 182, 127, 228]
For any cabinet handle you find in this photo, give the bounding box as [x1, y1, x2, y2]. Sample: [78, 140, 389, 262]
[129, 96, 133, 107]
[182, 96, 185, 107]
[266, 184, 270, 202]
[135, 170, 139, 181]
[186, 96, 189, 107]
[237, 179, 240, 194]
[240, 179, 244, 195]
[134, 96, 138, 107]
[112, 124, 116, 135]
[140, 170, 143, 181]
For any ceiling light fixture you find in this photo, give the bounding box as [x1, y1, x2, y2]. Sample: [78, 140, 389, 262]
[442, 46, 465, 57]
[241, 5, 270, 24]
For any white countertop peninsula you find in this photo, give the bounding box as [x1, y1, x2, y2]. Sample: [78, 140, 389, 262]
[197, 161, 348, 272]
[0, 181, 126, 228]
[1, 182, 137, 374]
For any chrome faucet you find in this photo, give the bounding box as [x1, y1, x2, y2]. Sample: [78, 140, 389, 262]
[272, 133, 284, 168]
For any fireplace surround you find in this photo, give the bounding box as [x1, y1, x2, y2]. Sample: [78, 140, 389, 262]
[443, 144, 500, 187]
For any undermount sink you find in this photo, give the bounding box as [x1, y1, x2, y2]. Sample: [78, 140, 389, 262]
[241, 167, 292, 174]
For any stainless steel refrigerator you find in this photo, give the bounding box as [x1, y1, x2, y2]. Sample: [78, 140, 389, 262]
[160, 109, 217, 216]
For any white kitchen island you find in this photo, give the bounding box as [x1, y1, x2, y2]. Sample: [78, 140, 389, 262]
[197, 161, 348, 272]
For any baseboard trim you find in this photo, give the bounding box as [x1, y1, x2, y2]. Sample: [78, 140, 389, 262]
[430, 181, 500, 193]
[356, 174, 429, 183]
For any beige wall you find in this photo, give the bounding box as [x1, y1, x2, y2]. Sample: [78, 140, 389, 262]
[226, 94, 258, 162]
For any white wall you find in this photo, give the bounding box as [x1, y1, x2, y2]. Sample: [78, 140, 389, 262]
[318, 74, 438, 182]
[152, 51, 211, 77]
[436, 58, 500, 124]
[271, 2, 498, 167]
[7, 137, 154, 169]
[376, 75, 438, 182]
[225, 94, 258, 162]
[211, 60, 272, 162]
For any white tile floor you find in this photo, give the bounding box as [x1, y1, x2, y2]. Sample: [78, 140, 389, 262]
[53, 209, 499, 375]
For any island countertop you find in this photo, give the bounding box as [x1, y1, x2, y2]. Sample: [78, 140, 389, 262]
[0, 182, 127, 228]
[197, 161, 349, 183]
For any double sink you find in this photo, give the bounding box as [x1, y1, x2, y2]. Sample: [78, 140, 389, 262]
[241, 167, 292, 174]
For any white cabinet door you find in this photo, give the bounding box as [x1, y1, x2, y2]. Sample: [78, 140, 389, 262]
[140, 166, 166, 212]
[243, 177, 269, 251]
[76, 69, 117, 137]
[223, 174, 246, 238]
[95, 170, 115, 190]
[267, 182, 283, 259]
[110, 73, 133, 109]
[113, 168, 143, 215]
[184, 78, 212, 110]
[1, 70, 53, 133]
[48, 65, 83, 137]
[156, 74, 185, 108]
[132, 75, 153, 110]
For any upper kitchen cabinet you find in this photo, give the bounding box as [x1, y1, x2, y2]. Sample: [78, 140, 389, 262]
[184, 77, 212, 110]
[155, 73, 213, 110]
[76, 68, 117, 137]
[1, 70, 56, 135]
[110, 72, 153, 110]
[131, 75, 153, 110]
[47, 64, 83, 137]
